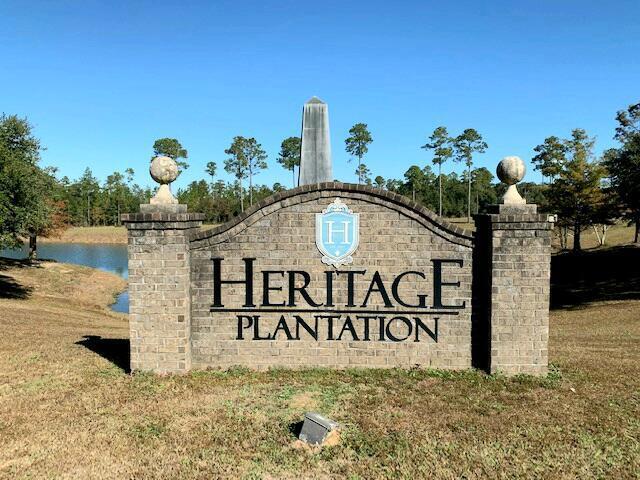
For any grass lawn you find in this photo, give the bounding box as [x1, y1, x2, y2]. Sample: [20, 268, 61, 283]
[0, 254, 639, 478]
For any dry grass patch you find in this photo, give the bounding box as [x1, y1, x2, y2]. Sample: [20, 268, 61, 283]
[0, 258, 639, 479]
[41, 226, 128, 244]
[443, 217, 475, 232]
[553, 223, 637, 251]
[444, 217, 637, 252]
[41, 224, 220, 245]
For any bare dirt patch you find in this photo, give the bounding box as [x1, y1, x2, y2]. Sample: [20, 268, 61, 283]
[289, 391, 319, 411]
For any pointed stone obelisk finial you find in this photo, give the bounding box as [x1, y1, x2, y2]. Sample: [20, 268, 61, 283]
[298, 96, 333, 185]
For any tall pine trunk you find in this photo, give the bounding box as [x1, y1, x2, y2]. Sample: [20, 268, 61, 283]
[239, 179, 244, 212]
[438, 163, 442, 217]
[467, 165, 472, 223]
[249, 170, 253, 206]
[292, 167, 295, 188]
[573, 223, 582, 252]
[358, 157, 362, 184]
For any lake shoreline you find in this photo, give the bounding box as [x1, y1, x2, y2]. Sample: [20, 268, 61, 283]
[0, 257, 127, 313]
[1, 242, 130, 313]
[0, 255, 129, 314]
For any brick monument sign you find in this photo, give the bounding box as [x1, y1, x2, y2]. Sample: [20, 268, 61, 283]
[122, 99, 553, 376]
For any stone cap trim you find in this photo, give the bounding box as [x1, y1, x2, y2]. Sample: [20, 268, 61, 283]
[475, 212, 554, 228]
[189, 182, 474, 246]
[473, 213, 555, 231]
[489, 213, 552, 222]
[121, 212, 205, 224]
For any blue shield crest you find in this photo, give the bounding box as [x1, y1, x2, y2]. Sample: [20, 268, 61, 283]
[315, 198, 360, 267]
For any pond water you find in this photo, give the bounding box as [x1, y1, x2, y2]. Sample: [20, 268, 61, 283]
[1, 243, 129, 313]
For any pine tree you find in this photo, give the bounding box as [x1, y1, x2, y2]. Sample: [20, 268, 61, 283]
[533, 129, 609, 251]
[422, 126, 453, 217]
[355, 163, 372, 185]
[345, 123, 373, 184]
[152, 138, 189, 172]
[453, 129, 487, 222]
[224, 137, 249, 212]
[277, 137, 301, 188]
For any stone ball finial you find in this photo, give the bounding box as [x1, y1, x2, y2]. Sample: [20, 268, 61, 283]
[497, 156, 526, 185]
[150, 155, 179, 185]
[497, 156, 526, 205]
[149, 155, 179, 205]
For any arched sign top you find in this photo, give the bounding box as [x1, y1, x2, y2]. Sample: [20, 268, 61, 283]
[189, 182, 474, 248]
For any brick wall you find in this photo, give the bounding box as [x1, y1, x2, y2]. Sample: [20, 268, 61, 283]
[122, 212, 203, 373]
[474, 205, 553, 375]
[123, 183, 553, 376]
[189, 183, 474, 370]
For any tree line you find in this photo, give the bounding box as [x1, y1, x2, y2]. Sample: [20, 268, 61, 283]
[528, 102, 640, 251]
[1, 101, 638, 259]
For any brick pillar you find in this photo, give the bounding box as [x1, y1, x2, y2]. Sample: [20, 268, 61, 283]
[474, 204, 553, 375]
[121, 207, 203, 374]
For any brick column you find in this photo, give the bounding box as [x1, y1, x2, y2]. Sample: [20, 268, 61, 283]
[474, 204, 553, 375]
[121, 207, 203, 374]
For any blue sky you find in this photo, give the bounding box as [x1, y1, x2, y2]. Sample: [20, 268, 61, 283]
[1, 0, 639, 190]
